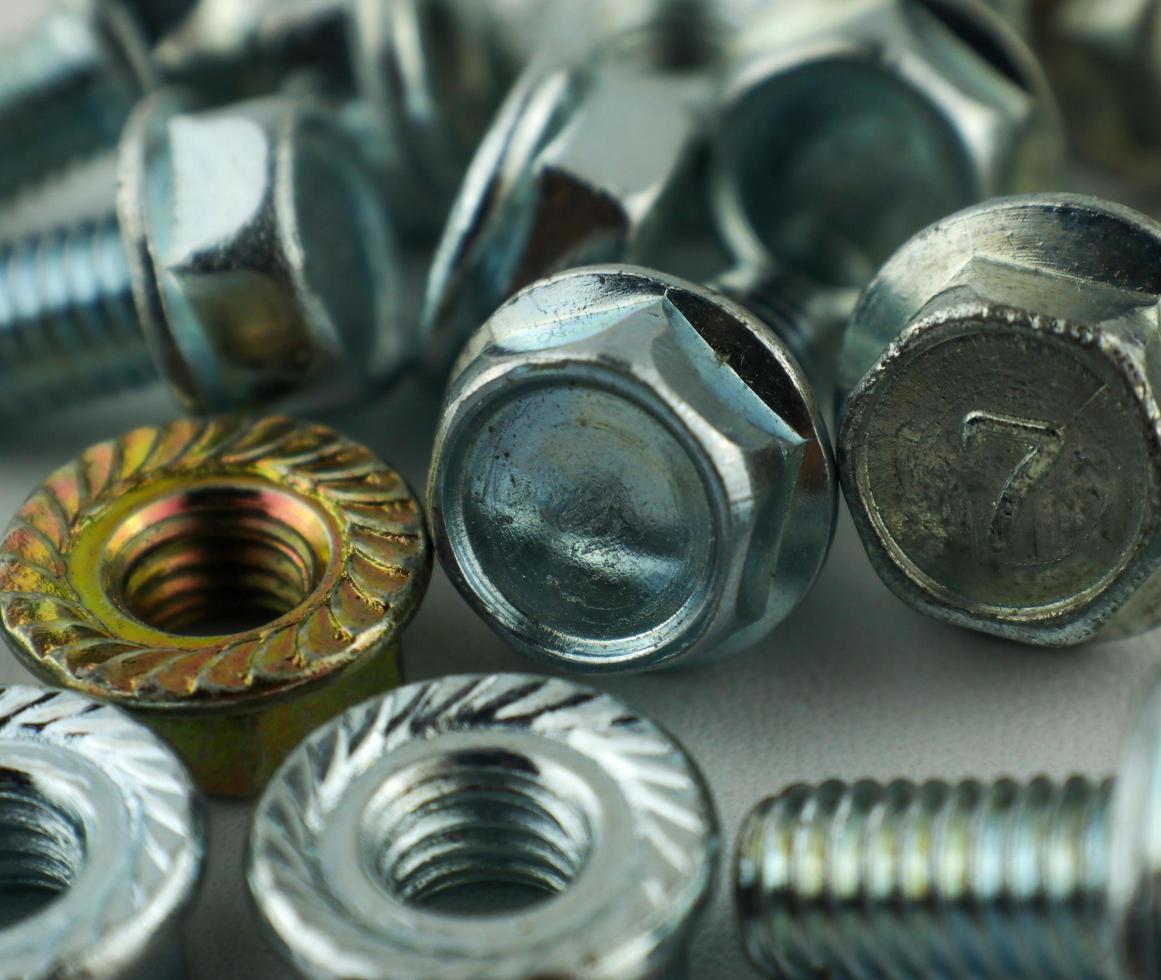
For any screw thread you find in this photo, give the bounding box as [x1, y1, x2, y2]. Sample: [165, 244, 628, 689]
[737, 777, 1122, 979]
[0, 216, 155, 416]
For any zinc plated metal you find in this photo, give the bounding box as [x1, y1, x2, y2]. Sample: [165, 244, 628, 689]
[249, 673, 718, 979]
[735, 675, 1161, 979]
[428, 265, 836, 673]
[838, 194, 1161, 645]
[0, 416, 430, 796]
[0, 685, 203, 980]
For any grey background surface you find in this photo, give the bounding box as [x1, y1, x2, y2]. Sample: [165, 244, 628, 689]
[2, 2, 1161, 977]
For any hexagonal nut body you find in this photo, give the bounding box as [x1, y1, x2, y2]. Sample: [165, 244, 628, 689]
[712, 0, 1063, 290]
[1042, 0, 1161, 182]
[420, 0, 749, 371]
[428, 266, 836, 672]
[0, 416, 431, 796]
[837, 195, 1161, 646]
[117, 90, 405, 416]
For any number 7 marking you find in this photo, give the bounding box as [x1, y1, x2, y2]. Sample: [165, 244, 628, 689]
[961, 411, 1064, 552]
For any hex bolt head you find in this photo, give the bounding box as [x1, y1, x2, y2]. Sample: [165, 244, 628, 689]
[711, 0, 1063, 289]
[735, 677, 1161, 979]
[427, 265, 836, 672]
[837, 194, 1161, 646]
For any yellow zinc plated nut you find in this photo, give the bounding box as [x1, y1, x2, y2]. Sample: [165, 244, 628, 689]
[0, 415, 430, 797]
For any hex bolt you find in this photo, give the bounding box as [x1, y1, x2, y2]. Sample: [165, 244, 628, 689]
[711, 0, 1063, 291]
[735, 680, 1161, 979]
[420, 0, 755, 371]
[0, 0, 155, 203]
[428, 264, 836, 672]
[837, 194, 1161, 646]
[0, 90, 406, 420]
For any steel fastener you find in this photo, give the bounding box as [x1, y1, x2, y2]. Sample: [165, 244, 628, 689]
[428, 265, 835, 672]
[420, 0, 758, 371]
[0, 90, 405, 420]
[734, 677, 1161, 978]
[711, 0, 1062, 290]
[0, 415, 430, 796]
[0, 0, 154, 204]
[249, 672, 718, 979]
[0, 685, 203, 980]
[837, 194, 1161, 646]
[1040, 0, 1161, 183]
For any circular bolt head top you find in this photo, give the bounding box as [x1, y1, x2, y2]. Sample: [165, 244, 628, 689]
[118, 90, 406, 416]
[249, 673, 718, 979]
[838, 194, 1161, 646]
[0, 415, 431, 795]
[712, 0, 1063, 289]
[428, 266, 836, 672]
[0, 685, 203, 979]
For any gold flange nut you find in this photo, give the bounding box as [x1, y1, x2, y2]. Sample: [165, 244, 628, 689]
[0, 416, 431, 796]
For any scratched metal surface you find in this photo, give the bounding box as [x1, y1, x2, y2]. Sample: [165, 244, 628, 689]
[1, 2, 1161, 977]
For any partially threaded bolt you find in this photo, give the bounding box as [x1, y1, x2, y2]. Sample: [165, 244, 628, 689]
[736, 686, 1161, 979]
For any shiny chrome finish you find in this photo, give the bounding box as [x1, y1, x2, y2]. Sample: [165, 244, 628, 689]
[249, 673, 718, 979]
[428, 265, 836, 672]
[420, 0, 761, 370]
[0, 90, 404, 419]
[712, 0, 1062, 290]
[838, 194, 1161, 646]
[735, 677, 1161, 979]
[0, 0, 154, 203]
[0, 685, 203, 979]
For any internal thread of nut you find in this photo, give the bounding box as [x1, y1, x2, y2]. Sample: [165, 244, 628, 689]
[737, 777, 1117, 979]
[0, 775, 86, 929]
[105, 484, 329, 637]
[0, 217, 153, 416]
[364, 752, 593, 914]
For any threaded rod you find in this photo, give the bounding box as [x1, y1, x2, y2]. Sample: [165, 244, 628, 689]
[737, 777, 1122, 979]
[0, 217, 155, 416]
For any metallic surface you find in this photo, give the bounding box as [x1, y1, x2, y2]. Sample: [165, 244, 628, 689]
[837, 195, 1161, 645]
[0, 685, 203, 979]
[734, 677, 1161, 979]
[712, 0, 1062, 289]
[0, 91, 406, 419]
[428, 265, 836, 672]
[420, 0, 755, 370]
[0, 0, 154, 202]
[0, 416, 430, 796]
[249, 672, 718, 979]
[1041, 0, 1161, 182]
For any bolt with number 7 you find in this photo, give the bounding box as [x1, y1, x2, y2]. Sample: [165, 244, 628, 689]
[837, 194, 1161, 645]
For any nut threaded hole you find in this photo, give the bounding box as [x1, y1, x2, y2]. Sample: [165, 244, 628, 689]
[0, 771, 85, 929]
[364, 751, 593, 916]
[103, 483, 333, 637]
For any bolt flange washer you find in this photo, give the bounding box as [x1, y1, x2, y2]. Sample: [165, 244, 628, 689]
[249, 673, 718, 979]
[0, 415, 430, 796]
[0, 685, 203, 980]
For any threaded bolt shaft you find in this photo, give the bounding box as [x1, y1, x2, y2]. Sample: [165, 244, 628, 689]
[737, 777, 1124, 979]
[0, 216, 155, 416]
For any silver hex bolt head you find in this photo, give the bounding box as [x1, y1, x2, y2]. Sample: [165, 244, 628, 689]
[428, 265, 836, 672]
[711, 0, 1063, 289]
[117, 90, 405, 414]
[838, 194, 1161, 646]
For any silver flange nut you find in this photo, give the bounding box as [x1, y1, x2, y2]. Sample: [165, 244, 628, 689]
[427, 266, 836, 672]
[1043, 0, 1161, 182]
[712, 0, 1063, 290]
[837, 194, 1161, 646]
[248, 673, 718, 979]
[117, 89, 405, 416]
[420, 0, 746, 371]
[0, 686, 203, 979]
